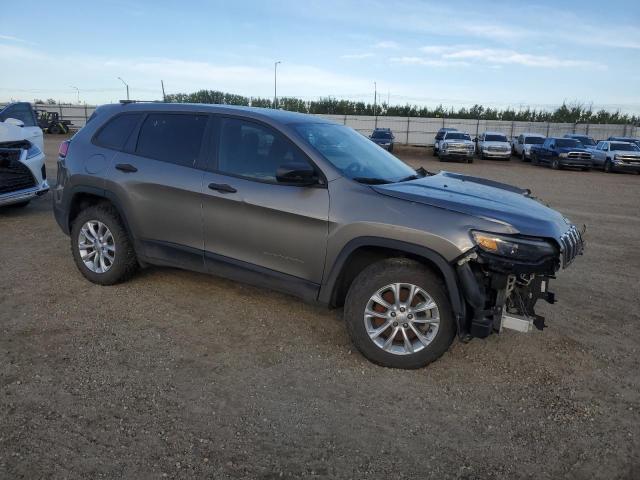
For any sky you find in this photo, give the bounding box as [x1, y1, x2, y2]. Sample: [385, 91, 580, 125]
[1, 0, 639, 113]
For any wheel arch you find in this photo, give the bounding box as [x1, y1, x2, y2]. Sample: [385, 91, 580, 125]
[319, 237, 466, 330]
[66, 186, 134, 241]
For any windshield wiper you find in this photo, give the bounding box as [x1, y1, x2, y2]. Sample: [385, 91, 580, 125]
[353, 177, 392, 185]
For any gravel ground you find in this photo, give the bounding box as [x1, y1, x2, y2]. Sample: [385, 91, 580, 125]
[1, 137, 639, 479]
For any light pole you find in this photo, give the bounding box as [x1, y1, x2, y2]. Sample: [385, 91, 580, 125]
[373, 81, 377, 128]
[70, 86, 80, 104]
[117, 77, 130, 101]
[274, 61, 281, 109]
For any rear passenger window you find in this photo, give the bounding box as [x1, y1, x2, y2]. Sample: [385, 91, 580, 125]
[136, 113, 207, 167]
[217, 118, 310, 182]
[94, 113, 142, 150]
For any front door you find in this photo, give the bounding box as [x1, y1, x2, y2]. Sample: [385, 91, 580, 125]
[202, 116, 329, 290]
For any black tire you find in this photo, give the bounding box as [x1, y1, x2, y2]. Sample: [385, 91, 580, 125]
[344, 258, 456, 369]
[432, 148, 438, 156]
[49, 124, 61, 134]
[521, 151, 526, 161]
[604, 160, 613, 173]
[551, 158, 561, 170]
[531, 153, 539, 165]
[70, 203, 138, 285]
[388, 144, 394, 153]
[582, 167, 591, 171]
[467, 157, 474, 163]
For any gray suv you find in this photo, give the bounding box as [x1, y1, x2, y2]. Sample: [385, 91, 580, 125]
[53, 103, 584, 369]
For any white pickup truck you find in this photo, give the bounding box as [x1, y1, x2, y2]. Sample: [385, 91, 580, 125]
[512, 132, 546, 161]
[587, 140, 640, 174]
[0, 102, 49, 208]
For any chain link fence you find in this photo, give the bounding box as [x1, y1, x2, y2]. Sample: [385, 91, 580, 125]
[4, 103, 637, 145]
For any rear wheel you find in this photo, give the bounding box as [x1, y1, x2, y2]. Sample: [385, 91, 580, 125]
[344, 258, 456, 369]
[70, 204, 138, 285]
[49, 124, 61, 134]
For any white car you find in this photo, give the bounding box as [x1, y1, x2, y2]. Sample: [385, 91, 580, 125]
[0, 102, 49, 208]
[512, 132, 546, 161]
[588, 140, 640, 174]
[476, 131, 511, 160]
[436, 131, 475, 162]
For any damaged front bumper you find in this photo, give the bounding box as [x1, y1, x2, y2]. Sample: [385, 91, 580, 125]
[455, 225, 585, 340]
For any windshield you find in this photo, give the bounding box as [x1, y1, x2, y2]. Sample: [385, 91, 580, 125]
[371, 130, 393, 139]
[485, 134, 508, 142]
[294, 123, 416, 182]
[611, 142, 639, 151]
[525, 136, 545, 145]
[445, 132, 471, 140]
[572, 136, 596, 146]
[556, 139, 580, 148]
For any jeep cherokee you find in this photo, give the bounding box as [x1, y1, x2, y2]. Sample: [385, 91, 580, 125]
[53, 102, 585, 369]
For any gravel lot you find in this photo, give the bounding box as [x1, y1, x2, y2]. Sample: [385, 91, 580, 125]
[1, 136, 639, 479]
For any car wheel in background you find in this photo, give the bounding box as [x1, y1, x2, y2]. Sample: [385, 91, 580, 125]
[49, 124, 61, 134]
[551, 159, 561, 170]
[70, 203, 138, 285]
[467, 157, 473, 163]
[604, 160, 613, 173]
[531, 153, 539, 165]
[521, 151, 527, 162]
[344, 258, 456, 369]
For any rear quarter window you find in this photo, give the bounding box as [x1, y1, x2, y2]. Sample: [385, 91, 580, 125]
[93, 113, 143, 150]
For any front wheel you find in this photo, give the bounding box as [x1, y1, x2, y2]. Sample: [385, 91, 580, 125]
[344, 258, 456, 369]
[604, 160, 613, 173]
[551, 158, 561, 170]
[70, 203, 138, 285]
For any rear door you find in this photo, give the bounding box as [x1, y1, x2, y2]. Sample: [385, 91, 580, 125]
[202, 116, 329, 285]
[592, 142, 606, 167]
[105, 112, 210, 270]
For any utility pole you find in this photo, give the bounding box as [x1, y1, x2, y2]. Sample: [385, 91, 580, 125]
[161, 80, 166, 101]
[274, 61, 282, 109]
[373, 81, 377, 128]
[70, 86, 80, 104]
[117, 77, 130, 101]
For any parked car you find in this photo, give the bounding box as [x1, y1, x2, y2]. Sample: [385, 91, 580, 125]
[53, 102, 585, 369]
[0, 104, 49, 208]
[563, 134, 596, 148]
[436, 131, 475, 163]
[475, 131, 511, 160]
[0, 102, 44, 150]
[588, 140, 640, 173]
[607, 136, 640, 149]
[512, 133, 545, 161]
[369, 127, 395, 152]
[433, 127, 457, 155]
[530, 137, 592, 170]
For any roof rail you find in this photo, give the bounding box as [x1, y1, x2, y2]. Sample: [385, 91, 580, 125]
[119, 99, 167, 104]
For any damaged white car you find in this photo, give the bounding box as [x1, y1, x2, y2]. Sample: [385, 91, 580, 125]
[0, 102, 49, 208]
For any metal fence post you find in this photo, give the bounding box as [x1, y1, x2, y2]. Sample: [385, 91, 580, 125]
[546, 122, 550, 137]
[84, 103, 88, 123]
[343, 114, 347, 125]
[510, 120, 514, 140]
[406, 116, 410, 145]
[586, 123, 590, 135]
[475, 118, 480, 138]
[623, 124, 628, 136]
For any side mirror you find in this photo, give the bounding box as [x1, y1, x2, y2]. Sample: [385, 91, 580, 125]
[276, 162, 318, 186]
[4, 117, 24, 127]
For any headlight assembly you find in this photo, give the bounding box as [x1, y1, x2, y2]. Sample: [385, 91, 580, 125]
[26, 143, 42, 159]
[471, 231, 557, 262]
[559, 153, 568, 158]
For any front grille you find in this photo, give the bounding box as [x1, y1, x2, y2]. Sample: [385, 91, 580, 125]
[488, 145, 508, 152]
[0, 148, 36, 195]
[567, 152, 591, 160]
[559, 225, 584, 268]
[616, 155, 640, 163]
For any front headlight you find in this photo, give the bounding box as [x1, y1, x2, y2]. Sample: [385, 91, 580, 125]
[26, 143, 42, 159]
[559, 153, 568, 158]
[471, 231, 557, 262]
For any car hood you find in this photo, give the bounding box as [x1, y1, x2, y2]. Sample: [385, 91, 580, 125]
[556, 146, 590, 154]
[372, 171, 570, 238]
[0, 122, 27, 143]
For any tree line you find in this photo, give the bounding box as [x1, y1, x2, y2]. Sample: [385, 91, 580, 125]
[163, 89, 639, 125]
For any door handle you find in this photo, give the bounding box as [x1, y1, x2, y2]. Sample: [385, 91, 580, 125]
[115, 163, 138, 173]
[208, 183, 237, 194]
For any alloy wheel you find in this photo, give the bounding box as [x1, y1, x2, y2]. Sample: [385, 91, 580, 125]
[78, 220, 116, 273]
[364, 283, 440, 355]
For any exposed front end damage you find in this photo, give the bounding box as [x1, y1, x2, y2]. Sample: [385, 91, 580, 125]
[456, 225, 585, 339]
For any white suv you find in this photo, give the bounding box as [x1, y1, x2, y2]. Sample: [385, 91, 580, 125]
[476, 131, 511, 160]
[0, 102, 49, 208]
[512, 132, 546, 161]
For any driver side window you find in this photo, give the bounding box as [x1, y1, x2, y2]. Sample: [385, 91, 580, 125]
[217, 118, 311, 183]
